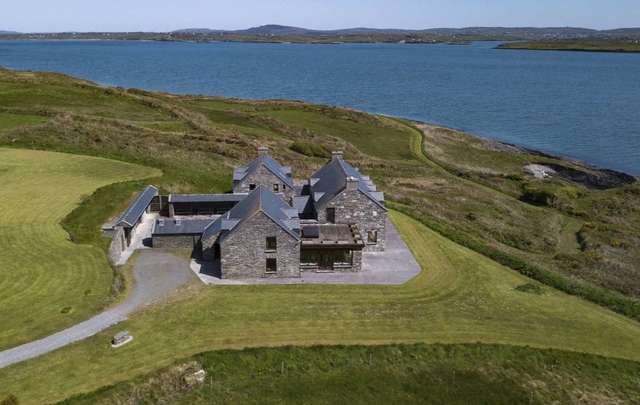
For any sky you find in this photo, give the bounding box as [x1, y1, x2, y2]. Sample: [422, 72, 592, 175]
[3, 0, 639, 32]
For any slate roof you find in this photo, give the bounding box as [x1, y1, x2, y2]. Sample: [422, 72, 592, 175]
[169, 194, 248, 204]
[153, 218, 215, 235]
[292, 195, 314, 216]
[202, 186, 300, 242]
[309, 158, 385, 210]
[117, 185, 159, 228]
[233, 154, 294, 188]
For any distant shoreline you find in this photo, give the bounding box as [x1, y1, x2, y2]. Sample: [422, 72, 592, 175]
[497, 41, 640, 53]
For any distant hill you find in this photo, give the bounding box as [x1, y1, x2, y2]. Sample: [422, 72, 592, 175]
[172, 25, 640, 40]
[3, 25, 639, 43]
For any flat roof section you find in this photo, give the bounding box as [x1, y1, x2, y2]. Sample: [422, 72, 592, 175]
[168, 194, 248, 204]
[301, 224, 364, 249]
[153, 218, 216, 236]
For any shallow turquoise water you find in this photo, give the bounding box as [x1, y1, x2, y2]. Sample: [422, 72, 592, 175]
[1, 40, 638, 174]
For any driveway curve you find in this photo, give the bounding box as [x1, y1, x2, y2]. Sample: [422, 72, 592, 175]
[0, 251, 194, 369]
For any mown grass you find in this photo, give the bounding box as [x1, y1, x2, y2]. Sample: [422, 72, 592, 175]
[59, 344, 640, 405]
[2, 211, 640, 404]
[0, 148, 159, 350]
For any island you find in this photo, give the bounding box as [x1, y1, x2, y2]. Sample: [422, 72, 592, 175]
[498, 39, 640, 53]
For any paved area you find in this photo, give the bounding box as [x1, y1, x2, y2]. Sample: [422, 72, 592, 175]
[0, 251, 195, 369]
[116, 213, 157, 265]
[191, 218, 421, 285]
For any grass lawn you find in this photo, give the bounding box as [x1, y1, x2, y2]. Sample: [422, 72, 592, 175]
[0, 148, 159, 350]
[2, 211, 640, 404]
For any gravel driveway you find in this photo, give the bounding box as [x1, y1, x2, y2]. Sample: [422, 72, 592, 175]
[0, 251, 195, 369]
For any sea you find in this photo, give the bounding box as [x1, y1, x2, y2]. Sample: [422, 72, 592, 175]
[1, 40, 638, 174]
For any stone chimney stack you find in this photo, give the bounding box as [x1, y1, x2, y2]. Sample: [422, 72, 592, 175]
[332, 151, 344, 161]
[346, 176, 359, 191]
[258, 146, 269, 157]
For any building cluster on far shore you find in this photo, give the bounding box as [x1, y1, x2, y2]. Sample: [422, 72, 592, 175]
[110, 147, 386, 279]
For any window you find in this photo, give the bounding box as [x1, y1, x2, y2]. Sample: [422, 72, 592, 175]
[249, 184, 256, 191]
[326, 208, 336, 224]
[266, 236, 277, 251]
[282, 184, 287, 190]
[367, 230, 378, 244]
[273, 184, 280, 192]
[301, 249, 353, 268]
[266, 258, 277, 273]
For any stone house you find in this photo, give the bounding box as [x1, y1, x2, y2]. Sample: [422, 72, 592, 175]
[232, 147, 296, 201]
[305, 152, 386, 252]
[201, 186, 302, 278]
[122, 147, 385, 279]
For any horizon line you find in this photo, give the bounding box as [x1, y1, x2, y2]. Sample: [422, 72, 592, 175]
[3, 24, 640, 34]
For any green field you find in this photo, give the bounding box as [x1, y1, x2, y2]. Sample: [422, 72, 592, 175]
[0, 148, 159, 350]
[61, 344, 640, 405]
[2, 211, 640, 403]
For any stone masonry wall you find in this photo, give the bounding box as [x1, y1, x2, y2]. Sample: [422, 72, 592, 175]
[108, 226, 127, 266]
[233, 165, 295, 201]
[220, 212, 300, 279]
[152, 235, 199, 249]
[317, 189, 386, 252]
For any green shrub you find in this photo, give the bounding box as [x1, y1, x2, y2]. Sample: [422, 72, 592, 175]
[289, 141, 331, 158]
[1, 394, 19, 405]
[515, 283, 545, 295]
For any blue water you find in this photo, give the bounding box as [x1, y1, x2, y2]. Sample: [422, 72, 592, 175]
[1, 40, 639, 174]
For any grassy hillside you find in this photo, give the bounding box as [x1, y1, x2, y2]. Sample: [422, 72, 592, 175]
[59, 344, 640, 405]
[2, 211, 640, 404]
[0, 149, 159, 350]
[498, 40, 640, 53]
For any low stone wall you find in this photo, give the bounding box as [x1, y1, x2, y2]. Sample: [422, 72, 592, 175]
[152, 235, 199, 249]
[108, 226, 127, 266]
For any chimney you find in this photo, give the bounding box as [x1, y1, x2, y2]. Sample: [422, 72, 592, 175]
[331, 151, 343, 161]
[258, 146, 269, 157]
[346, 176, 359, 191]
